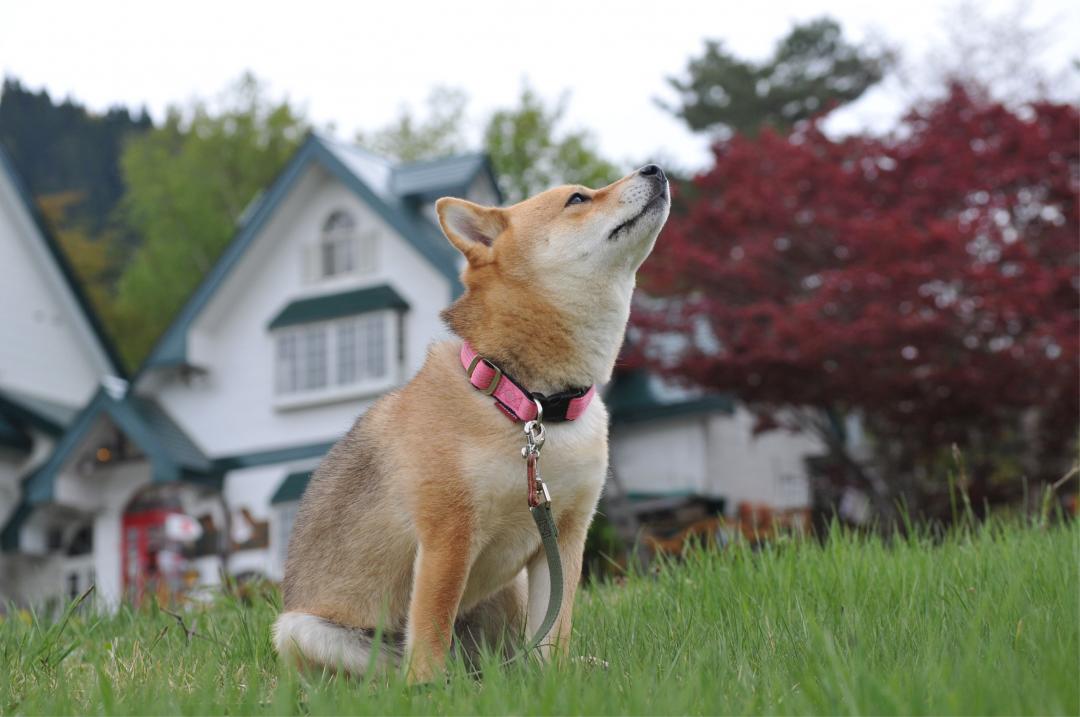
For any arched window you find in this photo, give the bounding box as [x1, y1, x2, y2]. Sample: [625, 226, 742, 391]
[320, 210, 357, 278]
[309, 210, 377, 280]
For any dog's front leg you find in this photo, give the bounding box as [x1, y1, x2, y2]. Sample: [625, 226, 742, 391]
[405, 542, 470, 683]
[526, 508, 590, 660]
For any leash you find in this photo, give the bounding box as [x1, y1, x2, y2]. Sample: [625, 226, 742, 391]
[458, 343, 576, 660]
[520, 403, 563, 655]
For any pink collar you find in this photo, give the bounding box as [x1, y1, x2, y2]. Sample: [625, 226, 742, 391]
[460, 342, 595, 423]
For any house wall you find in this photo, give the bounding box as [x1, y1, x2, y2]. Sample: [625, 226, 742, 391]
[22, 456, 154, 607]
[88, 461, 153, 607]
[220, 459, 317, 580]
[611, 406, 819, 515]
[0, 451, 19, 526]
[611, 415, 710, 497]
[0, 553, 65, 608]
[704, 408, 818, 512]
[153, 165, 454, 459]
[0, 171, 109, 408]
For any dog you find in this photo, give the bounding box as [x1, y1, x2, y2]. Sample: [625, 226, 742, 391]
[273, 164, 670, 683]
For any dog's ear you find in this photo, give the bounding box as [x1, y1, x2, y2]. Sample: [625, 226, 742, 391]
[436, 197, 506, 265]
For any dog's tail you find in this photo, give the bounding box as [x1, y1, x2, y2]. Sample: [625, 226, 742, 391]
[273, 611, 401, 676]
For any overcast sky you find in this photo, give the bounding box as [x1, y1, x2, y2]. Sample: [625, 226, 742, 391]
[3, 0, 1077, 173]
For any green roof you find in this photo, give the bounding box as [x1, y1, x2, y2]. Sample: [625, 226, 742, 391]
[271, 470, 311, 504]
[391, 153, 497, 201]
[22, 386, 215, 507]
[125, 395, 214, 473]
[213, 441, 334, 472]
[606, 370, 735, 426]
[0, 146, 126, 376]
[267, 284, 409, 330]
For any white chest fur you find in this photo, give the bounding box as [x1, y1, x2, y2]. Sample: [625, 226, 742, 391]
[456, 399, 609, 609]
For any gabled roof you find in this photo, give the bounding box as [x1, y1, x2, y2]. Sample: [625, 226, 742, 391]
[22, 384, 215, 507]
[391, 153, 500, 202]
[139, 133, 486, 372]
[0, 146, 126, 377]
[2, 412, 336, 553]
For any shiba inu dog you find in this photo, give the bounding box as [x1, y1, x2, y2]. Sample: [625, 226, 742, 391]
[273, 164, 670, 683]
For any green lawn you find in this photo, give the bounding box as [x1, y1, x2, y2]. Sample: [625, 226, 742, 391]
[2, 519, 1077, 715]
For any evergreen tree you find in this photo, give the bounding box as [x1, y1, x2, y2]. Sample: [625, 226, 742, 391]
[0, 78, 152, 235]
[662, 18, 892, 137]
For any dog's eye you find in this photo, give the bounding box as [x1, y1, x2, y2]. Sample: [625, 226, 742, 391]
[565, 192, 589, 207]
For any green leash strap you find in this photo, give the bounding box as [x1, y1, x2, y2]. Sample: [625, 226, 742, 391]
[525, 501, 562, 654]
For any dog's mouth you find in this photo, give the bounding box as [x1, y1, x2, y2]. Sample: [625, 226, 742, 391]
[607, 190, 669, 241]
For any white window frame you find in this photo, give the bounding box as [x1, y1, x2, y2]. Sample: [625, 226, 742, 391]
[305, 210, 378, 283]
[272, 311, 399, 410]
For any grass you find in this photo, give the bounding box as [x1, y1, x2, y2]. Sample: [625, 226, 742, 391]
[2, 518, 1077, 715]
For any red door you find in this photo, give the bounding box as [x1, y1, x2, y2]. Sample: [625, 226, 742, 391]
[121, 508, 171, 606]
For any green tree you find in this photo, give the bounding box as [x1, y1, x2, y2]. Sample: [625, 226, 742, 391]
[357, 83, 621, 204]
[114, 73, 307, 366]
[356, 86, 468, 162]
[662, 17, 893, 137]
[37, 191, 123, 341]
[484, 85, 621, 203]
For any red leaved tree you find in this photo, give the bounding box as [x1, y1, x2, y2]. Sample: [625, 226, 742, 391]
[634, 86, 1078, 520]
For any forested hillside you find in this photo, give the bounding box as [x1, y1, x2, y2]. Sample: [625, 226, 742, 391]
[0, 79, 151, 236]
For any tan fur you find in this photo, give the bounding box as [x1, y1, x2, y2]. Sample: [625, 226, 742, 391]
[275, 167, 669, 682]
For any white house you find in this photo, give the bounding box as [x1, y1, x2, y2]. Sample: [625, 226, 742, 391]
[0, 134, 821, 610]
[606, 370, 816, 512]
[0, 146, 126, 606]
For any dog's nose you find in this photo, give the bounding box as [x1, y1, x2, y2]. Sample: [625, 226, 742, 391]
[639, 164, 666, 183]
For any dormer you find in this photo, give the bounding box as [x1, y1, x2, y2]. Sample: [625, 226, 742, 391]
[303, 209, 378, 284]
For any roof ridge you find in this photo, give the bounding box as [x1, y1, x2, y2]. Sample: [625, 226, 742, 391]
[309, 130, 394, 166]
[309, 130, 487, 171]
[393, 151, 487, 170]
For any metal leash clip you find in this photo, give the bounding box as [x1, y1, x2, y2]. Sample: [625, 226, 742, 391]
[522, 398, 550, 508]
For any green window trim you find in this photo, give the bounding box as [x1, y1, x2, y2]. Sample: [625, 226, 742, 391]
[267, 284, 409, 330]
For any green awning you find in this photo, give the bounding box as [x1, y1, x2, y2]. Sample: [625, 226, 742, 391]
[267, 284, 409, 330]
[271, 470, 312, 504]
[606, 370, 735, 426]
